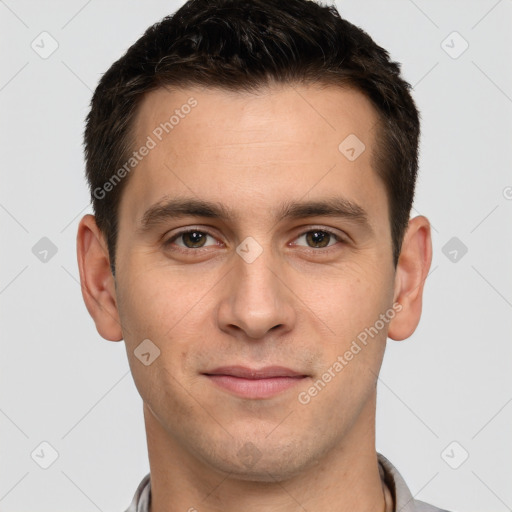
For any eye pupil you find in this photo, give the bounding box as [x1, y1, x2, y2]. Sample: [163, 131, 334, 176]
[183, 231, 207, 248]
[306, 231, 330, 248]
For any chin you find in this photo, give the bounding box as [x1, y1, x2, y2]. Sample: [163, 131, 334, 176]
[200, 437, 318, 483]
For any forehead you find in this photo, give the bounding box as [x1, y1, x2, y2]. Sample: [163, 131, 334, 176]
[120, 83, 386, 228]
[134, 83, 378, 152]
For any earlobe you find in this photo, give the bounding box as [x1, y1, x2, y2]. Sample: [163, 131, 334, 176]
[388, 216, 432, 341]
[76, 214, 123, 342]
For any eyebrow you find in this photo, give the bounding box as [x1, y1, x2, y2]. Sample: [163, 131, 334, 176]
[138, 196, 372, 234]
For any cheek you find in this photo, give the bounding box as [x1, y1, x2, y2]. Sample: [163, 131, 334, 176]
[298, 260, 393, 341]
[115, 260, 219, 390]
[115, 268, 203, 417]
[299, 269, 391, 418]
[116, 262, 209, 344]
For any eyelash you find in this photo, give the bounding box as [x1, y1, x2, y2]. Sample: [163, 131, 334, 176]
[162, 227, 346, 255]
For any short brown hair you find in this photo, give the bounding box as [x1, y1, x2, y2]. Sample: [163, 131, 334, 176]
[84, 0, 420, 273]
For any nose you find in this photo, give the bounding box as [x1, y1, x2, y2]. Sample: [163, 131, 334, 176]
[217, 247, 297, 340]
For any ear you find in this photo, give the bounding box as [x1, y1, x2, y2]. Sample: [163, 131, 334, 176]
[76, 214, 123, 341]
[388, 215, 432, 341]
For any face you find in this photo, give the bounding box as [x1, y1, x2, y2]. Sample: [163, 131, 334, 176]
[112, 84, 398, 480]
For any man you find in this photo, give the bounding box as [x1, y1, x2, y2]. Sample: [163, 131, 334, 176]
[76, 0, 448, 510]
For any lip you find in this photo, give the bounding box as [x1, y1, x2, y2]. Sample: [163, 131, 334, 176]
[205, 365, 306, 379]
[203, 366, 308, 399]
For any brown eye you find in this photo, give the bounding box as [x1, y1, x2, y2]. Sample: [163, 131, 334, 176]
[164, 230, 217, 250]
[180, 231, 208, 248]
[295, 230, 340, 249]
[306, 231, 331, 248]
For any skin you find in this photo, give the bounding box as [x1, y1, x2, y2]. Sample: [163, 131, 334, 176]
[77, 83, 432, 512]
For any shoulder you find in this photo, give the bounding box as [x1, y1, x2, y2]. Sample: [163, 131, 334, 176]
[377, 453, 454, 512]
[124, 473, 151, 512]
[414, 498, 453, 512]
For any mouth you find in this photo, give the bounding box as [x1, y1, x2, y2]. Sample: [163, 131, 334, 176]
[202, 366, 309, 399]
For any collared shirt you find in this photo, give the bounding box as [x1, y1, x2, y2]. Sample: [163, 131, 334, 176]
[124, 452, 451, 512]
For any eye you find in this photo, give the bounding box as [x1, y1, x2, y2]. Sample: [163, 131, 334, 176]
[164, 229, 219, 250]
[293, 229, 343, 249]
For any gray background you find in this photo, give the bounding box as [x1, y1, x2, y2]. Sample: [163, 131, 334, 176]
[1, 0, 511, 510]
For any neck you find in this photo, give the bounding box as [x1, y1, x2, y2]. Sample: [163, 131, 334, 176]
[143, 393, 386, 512]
